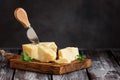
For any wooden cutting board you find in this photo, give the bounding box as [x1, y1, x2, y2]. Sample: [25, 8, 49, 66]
[5, 54, 91, 75]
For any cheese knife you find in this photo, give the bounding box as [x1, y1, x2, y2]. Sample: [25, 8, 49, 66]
[14, 8, 39, 44]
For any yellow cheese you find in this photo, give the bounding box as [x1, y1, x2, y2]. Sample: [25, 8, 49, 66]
[57, 47, 79, 63]
[38, 42, 57, 62]
[22, 42, 79, 63]
[22, 44, 38, 60]
[22, 42, 57, 62]
[55, 58, 71, 64]
[39, 42, 57, 52]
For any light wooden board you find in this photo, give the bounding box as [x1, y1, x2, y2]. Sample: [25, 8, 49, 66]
[52, 69, 89, 80]
[13, 70, 51, 80]
[111, 49, 120, 65]
[12, 49, 90, 80]
[12, 48, 51, 80]
[0, 56, 14, 80]
[52, 50, 89, 80]
[1, 48, 120, 80]
[0, 48, 19, 80]
[85, 50, 120, 80]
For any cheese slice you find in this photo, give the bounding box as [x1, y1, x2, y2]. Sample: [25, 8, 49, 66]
[22, 44, 38, 60]
[57, 47, 79, 63]
[22, 42, 57, 62]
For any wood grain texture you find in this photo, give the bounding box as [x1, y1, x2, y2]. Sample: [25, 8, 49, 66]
[1, 48, 120, 80]
[3, 48, 51, 80]
[14, 70, 51, 80]
[0, 56, 14, 80]
[111, 49, 120, 65]
[52, 69, 89, 80]
[84, 50, 120, 80]
[0, 48, 20, 80]
[14, 8, 30, 28]
[10, 58, 91, 75]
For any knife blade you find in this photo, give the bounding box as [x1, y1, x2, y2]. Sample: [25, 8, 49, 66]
[14, 8, 39, 44]
[27, 26, 39, 44]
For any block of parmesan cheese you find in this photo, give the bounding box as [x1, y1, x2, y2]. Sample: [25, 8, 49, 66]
[57, 47, 79, 63]
[22, 44, 38, 60]
[39, 42, 57, 52]
[38, 42, 57, 62]
[22, 42, 57, 62]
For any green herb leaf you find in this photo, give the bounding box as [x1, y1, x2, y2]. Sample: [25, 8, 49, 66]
[23, 52, 28, 57]
[76, 54, 86, 61]
[20, 56, 24, 61]
[24, 56, 31, 62]
[21, 52, 35, 62]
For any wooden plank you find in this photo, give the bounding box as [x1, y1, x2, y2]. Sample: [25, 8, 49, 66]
[0, 56, 14, 80]
[13, 70, 51, 80]
[84, 50, 120, 80]
[0, 48, 19, 80]
[52, 50, 90, 80]
[10, 48, 51, 80]
[111, 49, 120, 65]
[52, 69, 89, 80]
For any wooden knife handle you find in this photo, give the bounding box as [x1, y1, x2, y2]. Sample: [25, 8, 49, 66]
[14, 8, 30, 28]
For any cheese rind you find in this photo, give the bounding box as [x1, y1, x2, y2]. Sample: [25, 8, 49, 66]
[57, 47, 79, 63]
[22, 42, 57, 62]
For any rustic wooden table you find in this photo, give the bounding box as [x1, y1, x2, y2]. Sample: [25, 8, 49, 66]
[0, 48, 120, 80]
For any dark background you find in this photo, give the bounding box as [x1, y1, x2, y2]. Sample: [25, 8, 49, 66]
[0, 0, 120, 48]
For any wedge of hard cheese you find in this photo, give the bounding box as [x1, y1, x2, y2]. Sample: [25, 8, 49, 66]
[22, 42, 57, 62]
[22, 44, 38, 60]
[38, 42, 57, 62]
[39, 42, 57, 52]
[55, 47, 79, 63]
